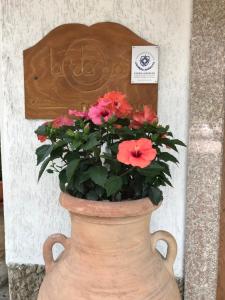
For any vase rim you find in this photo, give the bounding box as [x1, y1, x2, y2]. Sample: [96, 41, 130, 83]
[59, 192, 158, 218]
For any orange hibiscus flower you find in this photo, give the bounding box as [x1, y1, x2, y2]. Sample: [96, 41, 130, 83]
[117, 138, 157, 168]
[130, 106, 158, 129]
[98, 91, 133, 118]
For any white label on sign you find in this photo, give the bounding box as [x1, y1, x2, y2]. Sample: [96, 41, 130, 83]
[131, 45, 159, 84]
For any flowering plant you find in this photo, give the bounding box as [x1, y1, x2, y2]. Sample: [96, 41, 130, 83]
[35, 91, 185, 205]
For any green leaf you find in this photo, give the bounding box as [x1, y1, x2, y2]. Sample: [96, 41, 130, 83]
[157, 161, 171, 177]
[172, 139, 186, 147]
[161, 175, 173, 187]
[78, 172, 90, 184]
[88, 166, 108, 187]
[83, 133, 100, 150]
[151, 134, 159, 142]
[95, 186, 105, 198]
[66, 158, 80, 182]
[109, 160, 122, 174]
[114, 192, 122, 201]
[59, 169, 67, 192]
[148, 187, 163, 205]
[133, 176, 144, 198]
[64, 151, 80, 162]
[50, 141, 66, 159]
[110, 143, 119, 154]
[155, 125, 168, 133]
[38, 157, 51, 181]
[86, 190, 98, 200]
[66, 129, 76, 137]
[73, 177, 85, 194]
[36, 144, 54, 165]
[160, 139, 178, 152]
[137, 162, 164, 177]
[166, 132, 173, 137]
[158, 171, 173, 187]
[115, 118, 130, 126]
[71, 139, 82, 150]
[104, 176, 122, 197]
[35, 124, 48, 135]
[158, 152, 179, 164]
[53, 140, 67, 150]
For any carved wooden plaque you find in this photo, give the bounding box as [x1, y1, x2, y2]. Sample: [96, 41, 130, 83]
[24, 22, 158, 119]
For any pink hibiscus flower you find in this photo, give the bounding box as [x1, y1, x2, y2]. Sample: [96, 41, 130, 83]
[88, 101, 113, 125]
[68, 109, 89, 119]
[52, 116, 74, 128]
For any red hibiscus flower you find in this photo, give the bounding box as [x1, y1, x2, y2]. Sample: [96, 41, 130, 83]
[117, 138, 157, 168]
[130, 106, 158, 129]
[37, 135, 47, 142]
[98, 91, 133, 118]
[52, 116, 74, 128]
[68, 109, 89, 119]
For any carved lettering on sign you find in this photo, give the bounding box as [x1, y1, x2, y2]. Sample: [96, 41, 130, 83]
[24, 22, 158, 119]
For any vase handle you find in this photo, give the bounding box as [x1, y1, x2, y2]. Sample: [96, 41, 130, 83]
[151, 230, 177, 275]
[43, 233, 69, 273]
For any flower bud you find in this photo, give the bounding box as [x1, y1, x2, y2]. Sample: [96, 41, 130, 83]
[84, 124, 90, 134]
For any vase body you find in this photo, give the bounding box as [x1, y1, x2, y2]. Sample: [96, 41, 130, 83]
[38, 193, 181, 300]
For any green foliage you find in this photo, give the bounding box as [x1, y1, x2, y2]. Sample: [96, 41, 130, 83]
[87, 166, 108, 187]
[148, 187, 163, 205]
[66, 159, 80, 183]
[38, 157, 51, 181]
[36, 145, 54, 165]
[105, 176, 123, 197]
[35, 113, 185, 205]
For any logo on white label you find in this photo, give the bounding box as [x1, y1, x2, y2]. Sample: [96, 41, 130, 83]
[135, 52, 155, 71]
[131, 45, 159, 84]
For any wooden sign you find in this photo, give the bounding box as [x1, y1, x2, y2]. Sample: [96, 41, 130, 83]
[24, 22, 158, 119]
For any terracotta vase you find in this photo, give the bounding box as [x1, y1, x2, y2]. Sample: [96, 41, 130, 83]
[38, 192, 181, 300]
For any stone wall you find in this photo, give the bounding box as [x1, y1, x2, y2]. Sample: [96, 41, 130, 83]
[184, 0, 225, 299]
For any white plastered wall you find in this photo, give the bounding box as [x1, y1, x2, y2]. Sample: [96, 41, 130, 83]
[0, 0, 192, 277]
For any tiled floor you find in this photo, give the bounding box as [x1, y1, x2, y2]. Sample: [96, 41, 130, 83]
[0, 284, 9, 300]
[0, 261, 9, 300]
